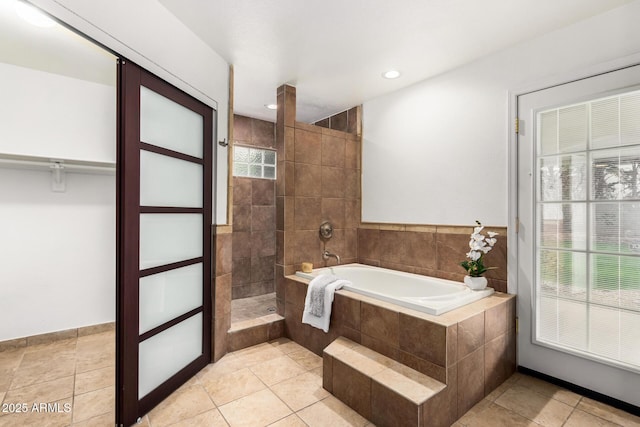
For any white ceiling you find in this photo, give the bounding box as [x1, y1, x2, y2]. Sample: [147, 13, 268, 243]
[0, 0, 116, 86]
[159, 0, 633, 123]
[1, 1, 633, 124]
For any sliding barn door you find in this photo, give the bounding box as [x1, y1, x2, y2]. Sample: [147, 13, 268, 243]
[116, 59, 214, 426]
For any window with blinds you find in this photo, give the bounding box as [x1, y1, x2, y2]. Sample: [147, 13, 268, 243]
[536, 89, 640, 372]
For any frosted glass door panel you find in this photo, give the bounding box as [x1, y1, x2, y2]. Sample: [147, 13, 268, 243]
[140, 214, 202, 269]
[138, 313, 202, 398]
[140, 150, 203, 208]
[139, 263, 203, 334]
[140, 86, 203, 158]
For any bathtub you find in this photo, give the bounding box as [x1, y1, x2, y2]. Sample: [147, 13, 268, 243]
[295, 263, 494, 315]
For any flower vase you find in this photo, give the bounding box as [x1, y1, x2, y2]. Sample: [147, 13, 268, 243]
[464, 275, 487, 290]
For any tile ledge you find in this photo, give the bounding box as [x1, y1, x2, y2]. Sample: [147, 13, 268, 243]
[284, 274, 514, 326]
[229, 314, 284, 332]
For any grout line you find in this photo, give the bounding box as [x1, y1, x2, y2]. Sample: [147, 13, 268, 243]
[561, 407, 577, 426]
[216, 406, 232, 427]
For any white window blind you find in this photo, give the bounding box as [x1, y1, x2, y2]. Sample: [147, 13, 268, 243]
[536, 89, 640, 372]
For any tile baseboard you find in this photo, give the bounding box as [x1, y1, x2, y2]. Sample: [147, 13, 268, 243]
[0, 321, 115, 352]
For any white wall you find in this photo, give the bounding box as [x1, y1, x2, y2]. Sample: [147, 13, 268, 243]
[31, 0, 231, 223]
[0, 62, 115, 162]
[0, 168, 115, 341]
[0, 0, 231, 341]
[362, 0, 640, 226]
[0, 62, 116, 341]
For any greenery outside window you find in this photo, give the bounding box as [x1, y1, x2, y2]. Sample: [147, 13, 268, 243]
[536, 89, 640, 372]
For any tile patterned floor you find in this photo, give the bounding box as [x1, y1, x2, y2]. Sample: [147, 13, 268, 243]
[0, 331, 115, 426]
[1, 329, 639, 426]
[231, 293, 278, 324]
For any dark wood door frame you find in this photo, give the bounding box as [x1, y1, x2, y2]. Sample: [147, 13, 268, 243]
[116, 58, 213, 426]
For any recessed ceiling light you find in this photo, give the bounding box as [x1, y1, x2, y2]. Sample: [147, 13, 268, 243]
[265, 104, 277, 110]
[15, 1, 56, 28]
[382, 70, 401, 79]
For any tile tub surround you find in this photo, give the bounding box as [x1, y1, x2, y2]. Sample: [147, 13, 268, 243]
[358, 224, 508, 293]
[282, 273, 516, 423]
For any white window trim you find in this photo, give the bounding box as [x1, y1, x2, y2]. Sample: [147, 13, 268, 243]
[508, 51, 640, 296]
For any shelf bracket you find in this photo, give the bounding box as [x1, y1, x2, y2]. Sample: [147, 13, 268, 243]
[50, 161, 66, 192]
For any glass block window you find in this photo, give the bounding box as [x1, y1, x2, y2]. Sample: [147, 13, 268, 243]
[535, 89, 640, 372]
[233, 145, 276, 179]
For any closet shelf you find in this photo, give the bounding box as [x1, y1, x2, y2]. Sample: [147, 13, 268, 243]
[0, 153, 115, 175]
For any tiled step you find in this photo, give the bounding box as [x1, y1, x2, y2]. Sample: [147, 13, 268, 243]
[228, 314, 284, 351]
[323, 336, 447, 427]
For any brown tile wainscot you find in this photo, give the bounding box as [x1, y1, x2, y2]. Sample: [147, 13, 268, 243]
[283, 273, 516, 426]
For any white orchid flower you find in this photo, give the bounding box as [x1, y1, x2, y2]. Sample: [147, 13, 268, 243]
[470, 240, 486, 251]
[461, 221, 499, 276]
[472, 233, 484, 241]
[466, 251, 481, 261]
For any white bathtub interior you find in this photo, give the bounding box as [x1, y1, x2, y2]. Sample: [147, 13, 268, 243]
[296, 263, 494, 315]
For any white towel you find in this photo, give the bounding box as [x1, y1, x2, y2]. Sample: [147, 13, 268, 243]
[302, 274, 350, 333]
[308, 274, 339, 316]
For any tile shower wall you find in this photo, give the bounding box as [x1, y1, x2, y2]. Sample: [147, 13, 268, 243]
[213, 225, 232, 362]
[312, 106, 360, 135]
[232, 115, 277, 299]
[275, 85, 361, 315]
